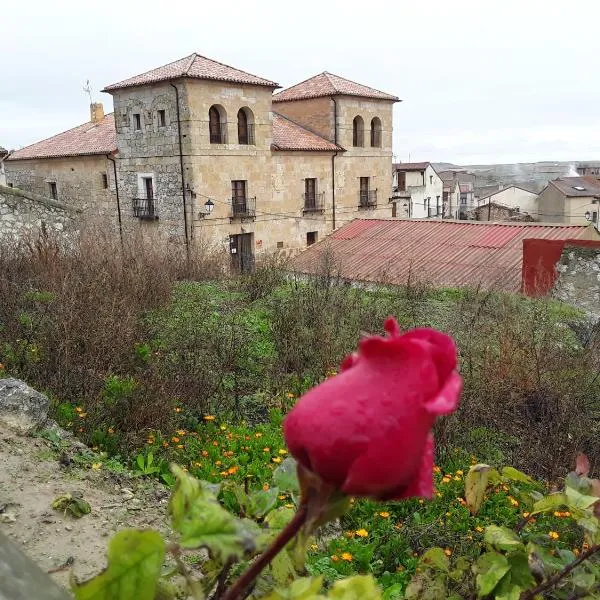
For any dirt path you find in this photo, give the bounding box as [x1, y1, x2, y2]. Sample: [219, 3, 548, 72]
[0, 427, 171, 592]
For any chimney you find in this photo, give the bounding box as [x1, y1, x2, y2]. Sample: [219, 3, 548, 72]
[90, 102, 104, 124]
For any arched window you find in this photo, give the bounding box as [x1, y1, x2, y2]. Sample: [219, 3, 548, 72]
[209, 105, 227, 144]
[237, 107, 255, 145]
[352, 116, 364, 147]
[370, 117, 382, 147]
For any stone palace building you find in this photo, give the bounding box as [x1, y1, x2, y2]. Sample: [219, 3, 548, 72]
[5, 53, 399, 268]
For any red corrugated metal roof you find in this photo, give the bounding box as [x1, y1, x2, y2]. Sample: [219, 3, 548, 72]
[290, 219, 595, 292]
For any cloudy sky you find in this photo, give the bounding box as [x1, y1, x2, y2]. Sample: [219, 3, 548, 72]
[3, 0, 600, 165]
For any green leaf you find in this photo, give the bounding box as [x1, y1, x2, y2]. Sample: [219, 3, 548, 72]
[271, 548, 297, 586]
[465, 464, 492, 515]
[573, 570, 596, 589]
[493, 573, 522, 600]
[52, 493, 92, 518]
[248, 487, 279, 518]
[566, 486, 600, 510]
[72, 529, 165, 600]
[169, 465, 253, 558]
[474, 551, 510, 596]
[484, 526, 524, 552]
[419, 548, 449, 572]
[381, 584, 403, 600]
[273, 457, 300, 494]
[404, 573, 447, 600]
[263, 576, 324, 599]
[507, 552, 536, 590]
[328, 575, 381, 599]
[531, 493, 568, 515]
[501, 467, 533, 484]
[264, 507, 296, 532]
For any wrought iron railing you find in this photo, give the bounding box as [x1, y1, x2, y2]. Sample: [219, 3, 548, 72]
[210, 128, 228, 144]
[230, 197, 256, 219]
[238, 124, 255, 145]
[303, 191, 325, 212]
[358, 189, 377, 208]
[132, 197, 158, 220]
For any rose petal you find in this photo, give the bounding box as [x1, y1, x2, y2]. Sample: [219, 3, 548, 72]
[424, 372, 463, 416]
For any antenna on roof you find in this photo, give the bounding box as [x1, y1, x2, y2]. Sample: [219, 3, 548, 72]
[83, 80, 93, 104]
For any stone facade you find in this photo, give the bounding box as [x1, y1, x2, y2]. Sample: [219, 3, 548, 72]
[108, 78, 395, 255]
[0, 184, 80, 241]
[4, 155, 118, 229]
[552, 245, 600, 319]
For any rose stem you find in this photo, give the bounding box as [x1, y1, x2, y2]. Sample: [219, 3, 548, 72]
[221, 504, 309, 600]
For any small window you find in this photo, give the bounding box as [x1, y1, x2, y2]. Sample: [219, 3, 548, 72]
[157, 109, 166, 128]
[48, 182, 57, 199]
[102, 173, 108, 189]
[7, 182, 13, 188]
[133, 113, 141, 131]
[430, 175, 433, 184]
[277, 241, 284, 249]
[307, 231, 318, 246]
[573, 186, 586, 191]
[391, 202, 397, 218]
[370, 117, 382, 147]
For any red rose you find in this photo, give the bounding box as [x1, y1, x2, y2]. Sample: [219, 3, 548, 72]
[283, 318, 462, 500]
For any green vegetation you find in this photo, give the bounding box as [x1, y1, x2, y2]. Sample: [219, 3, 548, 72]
[2, 234, 600, 598]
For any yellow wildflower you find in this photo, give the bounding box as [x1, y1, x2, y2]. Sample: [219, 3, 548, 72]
[228, 466, 239, 475]
[75, 407, 83, 413]
[475, 526, 484, 533]
[444, 548, 452, 556]
[379, 511, 390, 518]
[433, 466, 441, 473]
[549, 531, 559, 540]
[508, 497, 519, 507]
[453, 475, 461, 481]
[201, 450, 209, 457]
[177, 430, 186, 436]
[220, 425, 227, 430]
[263, 447, 270, 453]
[107, 427, 114, 434]
[172, 437, 180, 443]
[278, 494, 287, 500]
[278, 449, 288, 455]
[442, 476, 451, 484]
[215, 460, 222, 466]
[255, 432, 263, 438]
[286, 392, 295, 399]
[78, 412, 87, 418]
[263, 483, 270, 491]
[285, 503, 295, 509]
[310, 544, 319, 551]
[345, 531, 355, 539]
[331, 555, 339, 562]
[272, 457, 282, 464]
[91, 462, 102, 470]
[455, 470, 464, 476]
[193, 461, 202, 467]
[341, 552, 353, 562]
[162, 441, 169, 448]
[220, 471, 229, 477]
[174, 407, 182, 413]
[177, 444, 184, 449]
[523, 512, 530, 518]
[355, 529, 368, 538]
[203, 415, 215, 421]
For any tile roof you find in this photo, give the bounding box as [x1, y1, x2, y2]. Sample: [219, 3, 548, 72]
[289, 219, 592, 292]
[271, 113, 342, 152]
[103, 53, 279, 92]
[477, 184, 538, 202]
[7, 114, 117, 160]
[273, 72, 399, 103]
[394, 162, 430, 171]
[548, 176, 600, 197]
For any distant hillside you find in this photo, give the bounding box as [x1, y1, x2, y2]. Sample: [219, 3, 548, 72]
[431, 160, 598, 193]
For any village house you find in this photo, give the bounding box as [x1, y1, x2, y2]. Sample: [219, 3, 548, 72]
[438, 169, 476, 219]
[4, 106, 118, 226]
[476, 185, 538, 219]
[443, 179, 461, 219]
[391, 162, 443, 218]
[472, 202, 533, 222]
[5, 53, 399, 267]
[537, 176, 600, 227]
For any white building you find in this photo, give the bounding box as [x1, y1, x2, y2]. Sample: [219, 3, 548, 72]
[443, 179, 461, 219]
[392, 162, 444, 218]
[477, 185, 538, 217]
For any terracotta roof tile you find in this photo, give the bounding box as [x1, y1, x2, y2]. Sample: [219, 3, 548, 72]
[103, 53, 279, 92]
[273, 72, 399, 103]
[290, 219, 592, 292]
[271, 113, 342, 152]
[548, 176, 600, 197]
[7, 114, 117, 160]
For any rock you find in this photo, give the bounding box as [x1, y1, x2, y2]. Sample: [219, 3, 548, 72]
[0, 379, 49, 435]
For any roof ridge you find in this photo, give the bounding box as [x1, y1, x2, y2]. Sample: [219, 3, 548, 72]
[272, 111, 341, 147]
[273, 72, 330, 98]
[183, 53, 198, 75]
[190, 52, 279, 86]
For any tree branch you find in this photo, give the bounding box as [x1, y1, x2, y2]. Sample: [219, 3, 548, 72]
[221, 504, 308, 600]
[521, 545, 600, 600]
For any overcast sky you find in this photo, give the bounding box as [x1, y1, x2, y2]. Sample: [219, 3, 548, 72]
[3, 0, 600, 165]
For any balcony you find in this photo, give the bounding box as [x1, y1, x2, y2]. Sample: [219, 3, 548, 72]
[210, 129, 228, 144]
[303, 191, 325, 213]
[230, 197, 256, 220]
[238, 124, 255, 145]
[132, 197, 158, 220]
[358, 189, 377, 209]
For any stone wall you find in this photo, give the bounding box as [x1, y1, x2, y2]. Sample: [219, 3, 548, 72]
[551, 244, 600, 319]
[0, 184, 80, 241]
[273, 97, 335, 140]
